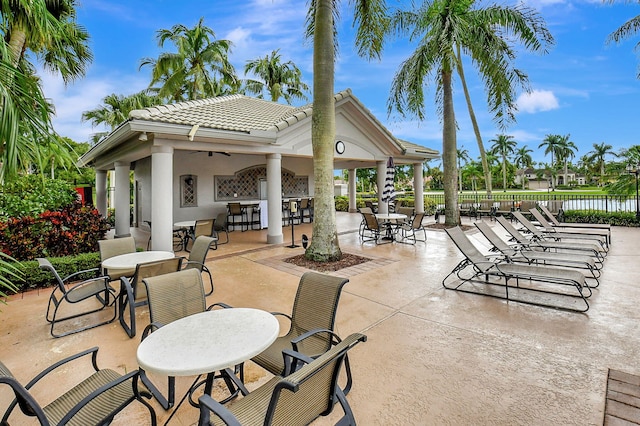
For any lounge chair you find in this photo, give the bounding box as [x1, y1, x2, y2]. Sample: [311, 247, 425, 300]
[444, 226, 590, 312]
[459, 199, 477, 218]
[513, 210, 608, 252]
[529, 208, 611, 248]
[496, 216, 605, 264]
[539, 203, 611, 242]
[197, 333, 367, 426]
[1, 347, 156, 425]
[476, 199, 495, 219]
[474, 221, 600, 286]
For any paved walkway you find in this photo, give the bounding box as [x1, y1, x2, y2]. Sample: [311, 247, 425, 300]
[1, 212, 639, 425]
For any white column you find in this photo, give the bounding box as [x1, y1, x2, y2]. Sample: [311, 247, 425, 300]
[95, 170, 107, 217]
[348, 168, 357, 213]
[114, 162, 131, 237]
[266, 154, 283, 244]
[151, 146, 174, 251]
[376, 160, 387, 214]
[414, 162, 425, 213]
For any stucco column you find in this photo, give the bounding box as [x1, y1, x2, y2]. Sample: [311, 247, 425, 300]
[95, 170, 107, 217]
[376, 160, 388, 214]
[151, 146, 174, 251]
[348, 168, 357, 213]
[414, 162, 425, 213]
[114, 161, 131, 238]
[266, 153, 283, 244]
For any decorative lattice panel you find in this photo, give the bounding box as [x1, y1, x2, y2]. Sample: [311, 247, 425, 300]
[215, 166, 308, 201]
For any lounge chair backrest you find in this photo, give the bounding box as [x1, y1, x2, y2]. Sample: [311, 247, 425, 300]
[528, 208, 553, 228]
[289, 272, 350, 355]
[37, 258, 67, 293]
[512, 211, 544, 236]
[143, 269, 206, 327]
[98, 236, 136, 261]
[445, 227, 492, 272]
[358, 207, 373, 215]
[474, 222, 513, 254]
[495, 216, 529, 244]
[539, 204, 561, 225]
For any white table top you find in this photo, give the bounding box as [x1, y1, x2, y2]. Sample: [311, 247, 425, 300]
[137, 308, 280, 377]
[375, 213, 407, 220]
[174, 220, 196, 228]
[101, 251, 175, 270]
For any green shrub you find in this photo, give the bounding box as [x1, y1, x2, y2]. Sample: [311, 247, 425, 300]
[563, 210, 638, 226]
[0, 175, 77, 220]
[3, 252, 101, 291]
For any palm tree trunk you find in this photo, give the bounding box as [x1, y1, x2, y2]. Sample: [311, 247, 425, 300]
[442, 69, 459, 226]
[305, 0, 342, 261]
[502, 155, 507, 191]
[456, 46, 492, 198]
[7, 27, 27, 67]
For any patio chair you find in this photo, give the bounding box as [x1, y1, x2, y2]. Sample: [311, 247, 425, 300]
[251, 272, 356, 394]
[539, 203, 612, 243]
[494, 200, 515, 221]
[118, 257, 183, 338]
[364, 200, 377, 213]
[182, 235, 217, 296]
[38, 258, 116, 338]
[459, 199, 477, 218]
[299, 198, 312, 223]
[443, 226, 590, 312]
[496, 216, 605, 264]
[476, 199, 495, 220]
[528, 208, 610, 248]
[357, 207, 373, 237]
[227, 202, 247, 232]
[398, 212, 427, 244]
[213, 212, 230, 245]
[185, 218, 217, 252]
[518, 200, 538, 213]
[360, 212, 387, 244]
[198, 333, 367, 426]
[98, 236, 136, 281]
[140, 269, 234, 410]
[0, 347, 156, 426]
[474, 221, 600, 285]
[513, 210, 609, 252]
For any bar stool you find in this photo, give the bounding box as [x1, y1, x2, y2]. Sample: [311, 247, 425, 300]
[248, 203, 261, 229]
[227, 202, 247, 232]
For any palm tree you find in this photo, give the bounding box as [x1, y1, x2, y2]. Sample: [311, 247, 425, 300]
[606, 4, 640, 78]
[82, 91, 163, 136]
[538, 134, 562, 189]
[457, 148, 470, 192]
[489, 134, 517, 191]
[387, 0, 553, 225]
[140, 18, 238, 102]
[587, 142, 616, 184]
[513, 145, 533, 189]
[244, 49, 309, 104]
[557, 134, 578, 186]
[303, 0, 387, 261]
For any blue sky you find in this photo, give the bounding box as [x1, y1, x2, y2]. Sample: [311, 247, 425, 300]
[40, 0, 639, 166]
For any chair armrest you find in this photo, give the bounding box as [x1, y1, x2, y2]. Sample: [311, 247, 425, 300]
[23, 347, 100, 390]
[198, 394, 242, 426]
[141, 322, 166, 340]
[62, 267, 101, 282]
[206, 302, 233, 310]
[281, 348, 315, 375]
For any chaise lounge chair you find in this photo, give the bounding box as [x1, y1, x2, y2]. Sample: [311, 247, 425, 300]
[528, 208, 611, 248]
[443, 226, 590, 312]
[496, 216, 606, 264]
[474, 221, 601, 286]
[539, 204, 611, 243]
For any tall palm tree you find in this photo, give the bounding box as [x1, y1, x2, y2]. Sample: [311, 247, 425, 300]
[244, 49, 309, 104]
[587, 142, 616, 184]
[489, 134, 517, 191]
[538, 134, 562, 189]
[457, 148, 470, 192]
[513, 145, 533, 189]
[606, 4, 640, 78]
[303, 0, 387, 261]
[557, 134, 578, 186]
[140, 17, 238, 102]
[387, 0, 553, 225]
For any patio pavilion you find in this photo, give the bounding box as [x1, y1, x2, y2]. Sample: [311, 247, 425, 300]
[78, 89, 438, 250]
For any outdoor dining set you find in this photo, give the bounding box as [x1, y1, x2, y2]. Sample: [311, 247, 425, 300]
[0, 231, 364, 425]
[358, 202, 428, 245]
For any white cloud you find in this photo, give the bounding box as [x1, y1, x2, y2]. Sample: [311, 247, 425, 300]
[516, 90, 560, 114]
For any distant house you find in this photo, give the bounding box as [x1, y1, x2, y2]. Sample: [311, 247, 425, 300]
[515, 168, 586, 189]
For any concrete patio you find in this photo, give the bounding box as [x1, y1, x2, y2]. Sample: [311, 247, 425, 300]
[1, 212, 639, 425]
